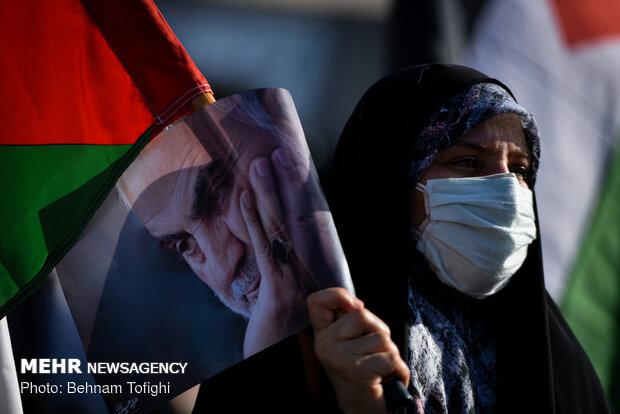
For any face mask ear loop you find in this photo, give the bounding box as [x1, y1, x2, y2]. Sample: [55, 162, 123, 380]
[415, 182, 430, 216]
[414, 182, 431, 236]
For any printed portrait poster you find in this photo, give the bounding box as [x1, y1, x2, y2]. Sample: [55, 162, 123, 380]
[43, 88, 353, 413]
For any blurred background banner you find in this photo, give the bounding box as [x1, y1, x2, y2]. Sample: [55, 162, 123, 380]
[3, 0, 620, 412]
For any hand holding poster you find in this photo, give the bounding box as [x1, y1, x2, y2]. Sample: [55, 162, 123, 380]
[48, 88, 352, 413]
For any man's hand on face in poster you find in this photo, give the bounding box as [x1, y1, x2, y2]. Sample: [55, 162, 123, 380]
[240, 148, 321, 358]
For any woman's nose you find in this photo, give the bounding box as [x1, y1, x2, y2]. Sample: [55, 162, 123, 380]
[486, 159, 510, 176]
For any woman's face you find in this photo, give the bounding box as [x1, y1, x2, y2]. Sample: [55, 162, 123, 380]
[410, 112, 532, 228]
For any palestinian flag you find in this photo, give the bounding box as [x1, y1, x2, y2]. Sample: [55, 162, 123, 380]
[0, 0, 212, 317]
[464, 0, 620, 409]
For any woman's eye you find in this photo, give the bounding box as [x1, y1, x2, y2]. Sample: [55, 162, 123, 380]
[510, 165, 530, 179]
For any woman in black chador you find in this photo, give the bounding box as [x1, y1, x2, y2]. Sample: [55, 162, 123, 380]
[308, 63, 612, 414]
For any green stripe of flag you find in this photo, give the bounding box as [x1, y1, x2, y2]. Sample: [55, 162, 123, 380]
[0, 129, 151, 316]
[562, 141, 620, 411]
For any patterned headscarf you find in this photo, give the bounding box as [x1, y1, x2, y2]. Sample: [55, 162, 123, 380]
[409, 83, 540, 189]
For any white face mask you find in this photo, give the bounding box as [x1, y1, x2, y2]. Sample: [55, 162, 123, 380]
[413, 173, 537, 299]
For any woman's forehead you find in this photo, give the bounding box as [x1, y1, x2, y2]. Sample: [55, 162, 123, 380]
[456, 113, 528, 151]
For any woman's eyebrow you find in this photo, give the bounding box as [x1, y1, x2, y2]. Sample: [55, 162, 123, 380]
[450, 140, 491, 152]
[451, 139, 531, 159]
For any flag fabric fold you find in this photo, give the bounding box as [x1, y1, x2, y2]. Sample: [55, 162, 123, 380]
[0, 0, 212, 317]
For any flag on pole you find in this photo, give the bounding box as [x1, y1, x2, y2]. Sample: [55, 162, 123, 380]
[464, 0, 620, 409]
[0, 0, 212, 317]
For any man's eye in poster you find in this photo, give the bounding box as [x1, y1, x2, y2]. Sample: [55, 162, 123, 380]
[37, 88, 353, 413]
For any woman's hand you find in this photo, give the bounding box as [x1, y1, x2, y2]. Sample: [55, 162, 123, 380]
[307, 288, 410, 414]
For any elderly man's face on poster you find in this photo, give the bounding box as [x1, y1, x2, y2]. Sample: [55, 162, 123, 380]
[121, 123, 274, 318]
[119, 89, 347, 324]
